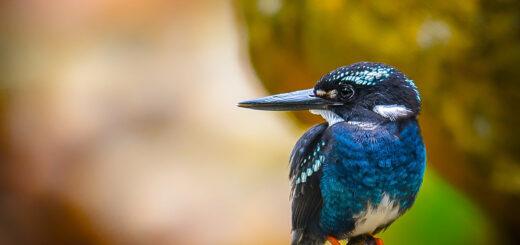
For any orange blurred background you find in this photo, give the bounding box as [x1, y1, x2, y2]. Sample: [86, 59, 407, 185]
[1, 0, 299, 244]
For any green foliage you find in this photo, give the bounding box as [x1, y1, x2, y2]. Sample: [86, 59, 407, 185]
[380, 170, 495, 245]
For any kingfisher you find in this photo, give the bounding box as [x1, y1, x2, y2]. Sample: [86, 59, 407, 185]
[238, 62, 426, 245]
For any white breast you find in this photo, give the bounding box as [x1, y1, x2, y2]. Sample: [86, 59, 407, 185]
[350, 194, 401, 237]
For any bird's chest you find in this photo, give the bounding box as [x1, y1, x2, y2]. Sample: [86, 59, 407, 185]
[318, 122, 426, 236]
[349, 194, 400, 237]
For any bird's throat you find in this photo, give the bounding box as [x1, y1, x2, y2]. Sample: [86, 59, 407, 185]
[310, 109, 345, 126]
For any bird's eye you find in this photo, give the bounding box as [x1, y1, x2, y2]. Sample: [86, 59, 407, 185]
[339, 84, 355, 100]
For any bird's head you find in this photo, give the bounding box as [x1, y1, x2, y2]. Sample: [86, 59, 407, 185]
[238, 62, 421, 125]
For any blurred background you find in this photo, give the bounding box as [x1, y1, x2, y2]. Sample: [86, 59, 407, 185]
[0, 0, 518, 244]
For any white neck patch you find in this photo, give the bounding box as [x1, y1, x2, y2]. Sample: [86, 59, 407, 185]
[310, 109, 344, 126]
[373, 105, 413, 121]
[347, 121, 379, 130]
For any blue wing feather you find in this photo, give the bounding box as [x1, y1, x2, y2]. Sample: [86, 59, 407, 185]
[289, 123, 328, 245]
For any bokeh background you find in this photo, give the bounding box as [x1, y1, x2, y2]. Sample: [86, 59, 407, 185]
[0, 0, 518, 244]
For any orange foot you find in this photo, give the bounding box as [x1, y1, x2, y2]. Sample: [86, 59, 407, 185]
[370, 234, 384, 245]
[327, 236, 341, 245]
[374, 238, 383, 245]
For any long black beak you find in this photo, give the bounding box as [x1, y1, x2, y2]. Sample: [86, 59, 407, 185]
[237, 88, 343, 111]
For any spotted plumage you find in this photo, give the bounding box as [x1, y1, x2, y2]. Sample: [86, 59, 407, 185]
[238, 62, 426, 245]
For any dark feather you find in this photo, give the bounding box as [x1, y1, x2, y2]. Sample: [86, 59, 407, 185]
[289, 123, 328, 244]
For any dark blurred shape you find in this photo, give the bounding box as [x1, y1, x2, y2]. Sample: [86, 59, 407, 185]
[0, 194, 110, 245]
[236, 0, 520, 241]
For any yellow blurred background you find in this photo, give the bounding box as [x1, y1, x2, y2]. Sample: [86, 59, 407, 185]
[0, 0, 518, 244]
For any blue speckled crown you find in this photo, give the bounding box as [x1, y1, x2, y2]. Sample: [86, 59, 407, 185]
[322, 62, 420, 101]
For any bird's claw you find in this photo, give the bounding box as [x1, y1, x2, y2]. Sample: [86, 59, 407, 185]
[327, 236, 341, 245]
[346, 234, 383, 245]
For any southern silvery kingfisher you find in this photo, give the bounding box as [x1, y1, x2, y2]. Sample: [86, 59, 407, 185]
[238, 62, 426, 245]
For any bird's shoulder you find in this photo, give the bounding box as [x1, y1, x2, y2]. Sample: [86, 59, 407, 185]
[289, 122, 328, 179]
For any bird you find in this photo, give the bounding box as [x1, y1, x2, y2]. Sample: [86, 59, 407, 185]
[238, 62, 426, 245]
